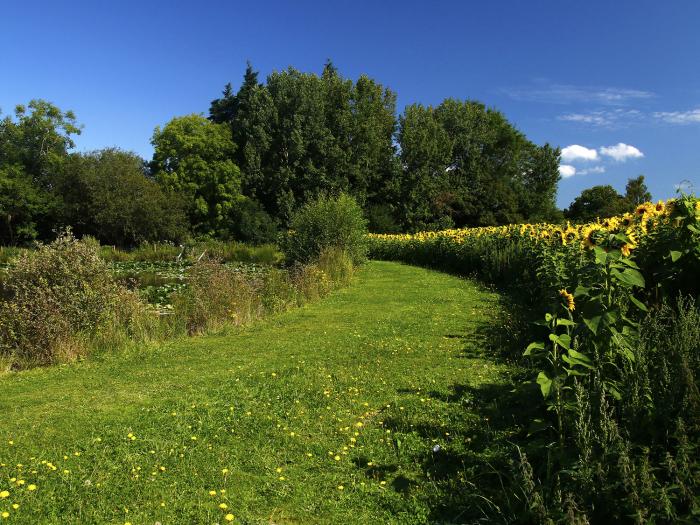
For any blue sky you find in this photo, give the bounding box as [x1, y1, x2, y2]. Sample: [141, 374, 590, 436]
[2, 0, 699, 207]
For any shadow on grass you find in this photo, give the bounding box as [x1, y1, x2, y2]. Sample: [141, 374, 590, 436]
[375, 299, 546, 523]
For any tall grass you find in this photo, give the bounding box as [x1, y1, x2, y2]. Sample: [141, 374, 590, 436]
[0, 234, 353, 371]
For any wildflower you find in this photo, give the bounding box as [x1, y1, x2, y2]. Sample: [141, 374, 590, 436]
[559, 289, 575, 312]
[28, 484, 36, 491]
[337, 485, 344, 490]
[621, 244, 633, 257]
[0, 491, 8, 499]
[333, 455, 341, 461]
[225, 514, 235, 522]
[1, 512, 8, 519]
[209, 490, 217, 496]
[221, 468, 229, 474]
[219, 503, 228, 510]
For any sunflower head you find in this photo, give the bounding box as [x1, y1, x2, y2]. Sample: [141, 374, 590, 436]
[559, 289, 575, 312]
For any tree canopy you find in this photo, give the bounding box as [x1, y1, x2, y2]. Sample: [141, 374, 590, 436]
[2, 63, 573, 246]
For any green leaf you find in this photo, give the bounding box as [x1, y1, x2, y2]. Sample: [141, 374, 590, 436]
[568, 349, 592, 364]
[629, 294, 648, 312]
[574, 285, 590, 297]
[524, 342, 545, 356]
[549, 333, 571, 349]
[582, 301, 604, 335]
[556, 318, 576, 327]
[670, 250, 683, 262]
[536, 372, 552, 399]
[614, 268, 645, 288]
[593, 246, 608, 265]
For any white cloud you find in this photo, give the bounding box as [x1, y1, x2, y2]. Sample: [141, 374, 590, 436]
[654, 109, 700, 124]
[559, 165, 577, 178]
[599, 143, 644, 162]
[561, 144, 599, 162]
[504, 83, 654, 105]
[578, 166, 606, 175]
[558, 109, 643, 128]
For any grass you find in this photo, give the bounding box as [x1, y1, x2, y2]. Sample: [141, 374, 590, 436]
[0, 262, 516, 524]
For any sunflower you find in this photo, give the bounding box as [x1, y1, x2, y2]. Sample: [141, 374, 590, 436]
[559, 289, 575, 311]
[581, 225, 602, 249]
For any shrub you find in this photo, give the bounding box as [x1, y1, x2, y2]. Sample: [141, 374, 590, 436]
[281, 193, 368, 266]
[0, 232, 142, 366]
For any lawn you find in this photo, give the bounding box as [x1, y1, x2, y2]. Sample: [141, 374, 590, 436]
[0, 262, 514, 524]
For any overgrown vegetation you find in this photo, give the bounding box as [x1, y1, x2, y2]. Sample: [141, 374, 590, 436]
[0, 230, 354, 371]
[370, 195, 700, 523]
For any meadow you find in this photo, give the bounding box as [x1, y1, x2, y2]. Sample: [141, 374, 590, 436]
[0, 194, 699, 523]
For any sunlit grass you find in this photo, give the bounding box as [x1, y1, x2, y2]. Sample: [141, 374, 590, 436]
[0, 262, 510, 524]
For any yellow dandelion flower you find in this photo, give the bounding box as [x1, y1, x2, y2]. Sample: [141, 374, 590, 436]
[333, 455, 341, 461]
[1, 512, 9, 519]
[219, 503, 228, 510]
[0, 491, 9, 499]
[28, 484, 36, 491]
[225, 514, 235, 522]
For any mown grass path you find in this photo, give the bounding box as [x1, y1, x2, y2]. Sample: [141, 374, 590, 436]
[0, 262, 512, 524]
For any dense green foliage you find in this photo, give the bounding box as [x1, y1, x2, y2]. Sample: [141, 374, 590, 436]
[0, 233, 145, 366]
[0, 100, 81, 244]
[207, 62, 561, 232]
[566, 175, 653, 222]
[2, 63, 564, 246]
[58, 149, 189, 246]
[397, 100, 561, 230]
[370, 195, 700, 522]
[281, 193, 369, 265]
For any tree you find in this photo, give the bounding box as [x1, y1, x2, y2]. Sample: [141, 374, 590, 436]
[397, 98, 560, 229]
[624, 175, 652, 207]
[0, 100, 82, 241]
[151, 115, 243, 236]
[565, 185, 629, 222]
[0, 100, 81, 187]
[57, 149, 188, 246]
[209, 63, 401, 226]
[0, 165, 47, 245]
[396, 103, 453, 230]
[210, 63, 275, 202]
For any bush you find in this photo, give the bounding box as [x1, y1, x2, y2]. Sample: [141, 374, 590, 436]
[281, 193, 368, 266]
[0, 232, 145, 366]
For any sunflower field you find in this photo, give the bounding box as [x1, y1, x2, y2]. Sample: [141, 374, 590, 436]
[370, 195, 700, 523]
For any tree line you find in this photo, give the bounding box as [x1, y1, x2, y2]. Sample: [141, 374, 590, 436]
[0, 61, 649, 247]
